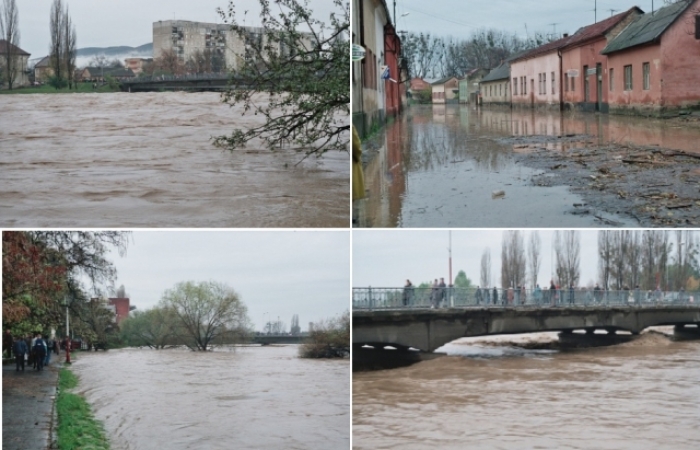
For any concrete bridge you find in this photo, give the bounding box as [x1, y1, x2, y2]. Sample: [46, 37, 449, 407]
[353, 306, 700, 352]
[119, 74, 244, 92]
[252, 334, 305, 345]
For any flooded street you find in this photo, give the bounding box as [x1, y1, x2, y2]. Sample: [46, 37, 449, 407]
[357, 105, 700, 227]
[71, 346, 349, 450]
[353, 330, 700, 449]
[0, 92, 348, 227]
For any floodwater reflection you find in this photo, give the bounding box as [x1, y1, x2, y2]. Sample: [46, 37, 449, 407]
[357, 105, 700, 228]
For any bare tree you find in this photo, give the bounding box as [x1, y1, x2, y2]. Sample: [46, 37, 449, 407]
[480, 248, 491, 288]
[153, 48, 184, 76]
[0, 0, 20, 89]
[598, 230, 613, 289]
[501, 231, 526, 289]
[528, 231, 542, 288]
[49, 0, 63, 83]
[62, 6, 76, 89]
[555, 230, 580, 288]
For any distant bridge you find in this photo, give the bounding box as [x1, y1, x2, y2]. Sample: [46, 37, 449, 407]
[252, 334, 305, 345]
[353, 287, 700, 352]
[119, 74, 245, 92]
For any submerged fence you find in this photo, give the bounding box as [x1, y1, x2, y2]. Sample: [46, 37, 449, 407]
[352, 287, 699, 311]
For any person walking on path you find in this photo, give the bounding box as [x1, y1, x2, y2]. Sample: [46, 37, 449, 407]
[44, 337, 55, 366]
[3, 329, 13, 359]
[12, 337, 27, 372]
[33, 334, 47, 372]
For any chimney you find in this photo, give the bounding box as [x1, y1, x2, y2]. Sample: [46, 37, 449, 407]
[563, 33, 569, 38]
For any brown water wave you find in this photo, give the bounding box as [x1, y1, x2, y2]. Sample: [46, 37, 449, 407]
[0, 92, 348, 227]
[353, 329, 700, 449]
[71, 346, 349, 450]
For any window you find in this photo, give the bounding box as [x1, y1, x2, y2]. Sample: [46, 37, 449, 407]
[513, 78, 517, 95]
[609, 68, 614, 91]
[571, 76, 575, 92]
[624, 64, 633, 90]
[523, 77, 527, 95]
[551, 71, 555, 95]
[643, 62, 650, 90]
[565, 74, 569, 92]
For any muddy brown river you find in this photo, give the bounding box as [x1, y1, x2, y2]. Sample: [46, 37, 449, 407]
[71, 346, 349, 450]
[353, 330, 700, 449]
[0, 92, 348, 227]
[357, 105, 700, 228]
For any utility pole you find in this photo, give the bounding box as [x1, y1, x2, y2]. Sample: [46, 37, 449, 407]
[595, 0, 597, 23]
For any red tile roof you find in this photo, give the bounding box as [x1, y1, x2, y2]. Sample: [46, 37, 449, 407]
[0, 39, 30, 56]
[511, 7, 643, 62]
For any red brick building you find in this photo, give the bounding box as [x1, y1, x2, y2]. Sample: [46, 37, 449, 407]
[383, 22, 403, 118]
[108, 298, 131, 326]
[601, 0, 700, 115]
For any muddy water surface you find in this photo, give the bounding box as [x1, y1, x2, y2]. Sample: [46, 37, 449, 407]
[0, 92, 348, 227]
[353, 330, 700, 449]
[358, 105, 700, 227]
[71, 346, 349, 450]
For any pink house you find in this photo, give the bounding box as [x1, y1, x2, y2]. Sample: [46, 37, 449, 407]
[560, 7, 642, 112]
[509, 36, 571, 109]
[601, 0, 700, 115]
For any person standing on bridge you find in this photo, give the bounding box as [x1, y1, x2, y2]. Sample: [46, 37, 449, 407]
[430, 279, 439, 309]
[439, 278, 447, 308]
[403, 280, 414, 307]
[550, 280, 557, 306]
[492, 286, 499, 305]
[475, 286, 482, 305]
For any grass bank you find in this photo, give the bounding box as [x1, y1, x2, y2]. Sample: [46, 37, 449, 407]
[0, 83, 120, 95]
[57, 367, 110, 450]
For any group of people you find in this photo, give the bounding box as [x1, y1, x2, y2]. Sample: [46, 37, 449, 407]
[402, 279, 449, 308]
[3, 330, 61, 372]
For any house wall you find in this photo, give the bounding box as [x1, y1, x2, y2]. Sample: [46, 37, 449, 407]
[480, 79, 511, 105]
[108, 298, 130, 326]
[353, 0, 389, 136]
[562, 38, 609, 111]
[432, 83, 446, 104]
[510, 51, 560, 109]
[606, 44, 662, 114]
[660, 0, 700, 109]
[384, 25, 402, 117]
[0, 54, 30, 88]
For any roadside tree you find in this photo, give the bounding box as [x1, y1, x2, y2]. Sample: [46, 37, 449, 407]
[161, 281, 250, 351]
[0, 0, 20, 89]
[214, 0, 349, 158]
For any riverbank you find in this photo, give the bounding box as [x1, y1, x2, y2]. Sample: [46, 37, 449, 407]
[56, 367, 110, 450]
[0, 84, 120, 95]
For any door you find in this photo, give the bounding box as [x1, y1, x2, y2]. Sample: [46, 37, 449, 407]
[583, 65, 589, 102]
[596, 63, 603, 112]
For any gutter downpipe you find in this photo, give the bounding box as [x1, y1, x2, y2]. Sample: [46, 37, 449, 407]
[558, 48, 564, 111]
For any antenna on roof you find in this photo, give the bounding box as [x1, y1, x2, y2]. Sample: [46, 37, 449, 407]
[608, 8, 618, 17]
[549, 22, 559, 37]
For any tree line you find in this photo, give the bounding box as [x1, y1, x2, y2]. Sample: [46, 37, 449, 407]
[491, 230, 698, 291]
[402, 28, 558, 80]
[3, 231, 130, 348]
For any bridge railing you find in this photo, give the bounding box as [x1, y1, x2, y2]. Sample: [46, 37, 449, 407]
[352, 287, 699, 311]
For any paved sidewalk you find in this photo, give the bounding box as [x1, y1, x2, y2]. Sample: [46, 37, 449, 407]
[2, 360, 61, 450]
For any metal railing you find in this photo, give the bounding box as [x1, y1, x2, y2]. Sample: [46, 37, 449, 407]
[352, 287, 700, 311]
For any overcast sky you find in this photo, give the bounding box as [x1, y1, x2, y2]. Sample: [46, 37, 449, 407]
[392, 0, 659, 39]
[14, 0, 342, 61]
[353, 230, 604, 289]
[103, 231, 349, 332]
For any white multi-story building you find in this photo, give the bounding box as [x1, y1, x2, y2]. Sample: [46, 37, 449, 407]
[154, 20, 284, 71]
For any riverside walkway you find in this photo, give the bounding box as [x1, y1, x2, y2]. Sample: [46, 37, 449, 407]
[2, 361, 61, 450]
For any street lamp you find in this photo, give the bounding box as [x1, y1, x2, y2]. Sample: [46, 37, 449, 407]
[63, 294, 72, 364]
